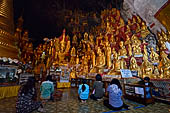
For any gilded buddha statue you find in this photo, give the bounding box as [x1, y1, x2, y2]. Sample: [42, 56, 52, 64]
[58, 43, 66, 65]
[65, 40, 71, 53]
[91, 51, 96, 67]
[82, 55, 89, 75]
[149, 47, 159, 64]
[137, 15, 142, 25]
[141, 59, 153, 78]
[153, 65, 160, 78]
[76, 55, 79, 65]
[72, 34, 77, 44]
[128, 44, 132, 56]
[110, 35, 116, 45]
[71, 47, 76, 57]
[111, 48, 117, 61]
[161, 30, 168, 42]
[106, 44, 112, 68]
[84, 32, 89, 42]
[124, 35, 131, 46]
[140, 21, 150, 38]
[70, 67, 76, 79]
[160, 52, 170, 78]
[130, 57, 141, 76]
[96, 33, 103, 46]
[136, 23, 141, 33]
[89, 34, 95, 47]
[133, 45, 142, 56]
[118, 41, 127, 57]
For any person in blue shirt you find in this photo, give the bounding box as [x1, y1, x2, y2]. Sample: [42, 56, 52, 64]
[40, 75, 54, 100]
[104, 79, 129, 111]
[78, 79, 89, 103]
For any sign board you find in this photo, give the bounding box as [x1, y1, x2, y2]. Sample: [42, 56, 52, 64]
[60, 69, 70, 83]
[120, 69, 132, 78]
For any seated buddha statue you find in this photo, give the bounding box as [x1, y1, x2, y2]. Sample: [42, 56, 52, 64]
[150, 47, 159, 64]
[96, 49, 105, 68]
[140, 21, 150, 38]
[130, 57, 141, 76]
[133, 45, 142, 56]
[58, 45, 66, 65]
[72, 34, 77, 45]
[141, 59, 153, 78]
[124, 35, 131, 46]
[118, 41, 127, 58]
[111, 48, 117, 61]
[84, 32, 89, 42]
[162, 58, 170, 78]
[70, 55, 76, 65]
[153, 65, 160, 78]
[107, 56, 121, 75]
[70, 67, 76, 80]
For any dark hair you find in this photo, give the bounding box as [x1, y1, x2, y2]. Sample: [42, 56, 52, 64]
[82, 79, 86, 92]
[110, 79, 122, 90]
[46, 75, 52, 81]
[21, 76, 36, 94]
[96, 74, 102, 81]
[144, 77, 150, 82]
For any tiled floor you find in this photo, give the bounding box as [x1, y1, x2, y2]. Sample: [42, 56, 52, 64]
[0, 88, 170, 113]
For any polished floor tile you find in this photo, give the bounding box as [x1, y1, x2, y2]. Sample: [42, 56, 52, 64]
[0, 88, 170, 113]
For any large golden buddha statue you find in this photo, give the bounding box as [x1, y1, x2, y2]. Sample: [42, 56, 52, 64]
[140, 21, 150, 38]
[150, 47, 159, 64]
